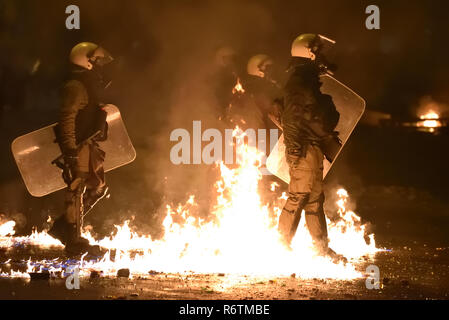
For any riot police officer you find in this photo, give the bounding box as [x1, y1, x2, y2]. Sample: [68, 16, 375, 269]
[278, 34, 342, 261]
[49, 42, 113, 255]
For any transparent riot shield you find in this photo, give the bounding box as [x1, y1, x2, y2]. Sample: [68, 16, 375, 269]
[266, 75, 366, 184]
[11, 105, 136, 197]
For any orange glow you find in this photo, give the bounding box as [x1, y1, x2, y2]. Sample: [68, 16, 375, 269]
[418, 110, 441, 132]
[232, 78, 245, 94]
[419, 110, 439, 120]
[0, 139, 380, 281]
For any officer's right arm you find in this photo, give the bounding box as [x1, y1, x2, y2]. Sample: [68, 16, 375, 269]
[58, 80, 88, 154]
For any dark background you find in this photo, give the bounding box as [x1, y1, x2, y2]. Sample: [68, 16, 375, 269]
[1, 0, 448, 244]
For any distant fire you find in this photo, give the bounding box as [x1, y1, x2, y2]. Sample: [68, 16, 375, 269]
[420, 110, 439, 120]
[232, 78, 245, 94]
[418, 110, 442, 132]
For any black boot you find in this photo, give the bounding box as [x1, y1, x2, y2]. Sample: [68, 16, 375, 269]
[65, 239, 105, 257]
[321, 246, 348, 264]
[49, 216, 105, 257]
[64, 224, 106, 257]
[48, 215, 72, 245]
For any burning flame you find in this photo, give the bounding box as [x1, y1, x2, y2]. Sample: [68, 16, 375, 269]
[0, 220, 15, 237]
[232, 78, 245, 94]
[420, 110, 439, 120]
[418, 110, 441, 132]
[0, 139, 380, 281]
[0, 226, 63, 249]
[327, 189, 377, 258]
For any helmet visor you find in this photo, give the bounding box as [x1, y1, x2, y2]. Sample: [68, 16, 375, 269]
[315, 35, 337, 74]
[88, 46, 114, 67]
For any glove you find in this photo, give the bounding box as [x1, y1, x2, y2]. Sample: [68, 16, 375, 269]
[94, 109, 108, 141]
[96, 121, 108, 141]
[321, 133, 342, 162]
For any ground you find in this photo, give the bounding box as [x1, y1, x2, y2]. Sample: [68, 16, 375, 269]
[1, 128, 448, 300]
[1, 239, 448, 300]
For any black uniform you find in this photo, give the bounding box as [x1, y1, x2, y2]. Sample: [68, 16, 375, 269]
[278, 57, 339, 252]
[50, 67, 108, 249]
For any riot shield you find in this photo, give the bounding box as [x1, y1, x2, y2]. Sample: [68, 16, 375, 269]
[266, 75, 365, 184]
[11, 105, 136, 197]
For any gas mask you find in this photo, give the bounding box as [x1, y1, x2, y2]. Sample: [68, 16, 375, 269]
[258, 61, 281, 87]
[88, 47, 114, 89]
[311, 35, 338, 75]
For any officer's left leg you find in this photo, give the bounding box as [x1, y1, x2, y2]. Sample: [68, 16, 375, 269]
[303, 146, 347, 262]
[83, 143, 108, 215]
[278, 151, 315, 246]
[303, 146, 329, 252]
[306, 196, 346, 263]
[304, 193, 329, 252]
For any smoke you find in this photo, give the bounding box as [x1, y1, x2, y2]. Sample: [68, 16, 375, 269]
[0, 0, 280, 237]
[2, 0, 449, 239]
[120, 1, 280, 234]
[414, 96, 449, 118]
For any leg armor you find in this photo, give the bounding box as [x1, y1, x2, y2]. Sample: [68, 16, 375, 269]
[304, 193, 329, 252]
[65, 176, 87, 241]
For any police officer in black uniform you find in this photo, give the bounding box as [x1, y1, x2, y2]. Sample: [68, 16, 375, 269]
[278, 34, 342, 261]
[49, 42, 113, 255]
